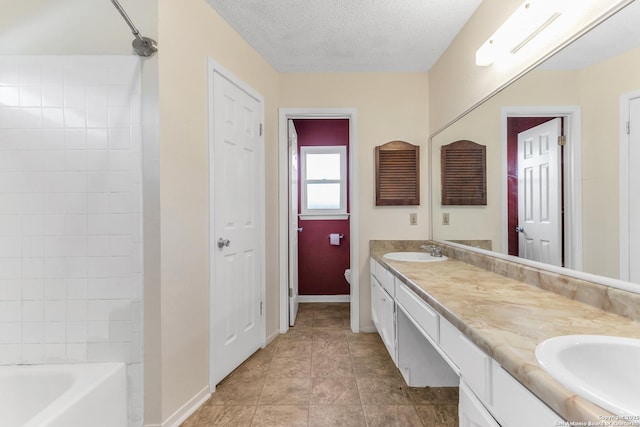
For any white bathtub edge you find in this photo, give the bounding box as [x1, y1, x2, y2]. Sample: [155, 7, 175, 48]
[159, 385, 210, 427]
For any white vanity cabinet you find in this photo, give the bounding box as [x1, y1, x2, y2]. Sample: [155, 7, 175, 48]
[370, 256, 564, 427]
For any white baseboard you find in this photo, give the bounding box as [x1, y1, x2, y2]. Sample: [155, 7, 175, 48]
[298, 295, 350, 303]
[359, 325, 378, 333]
[159, 385, 210, 427]
[266, 329, 280, 345]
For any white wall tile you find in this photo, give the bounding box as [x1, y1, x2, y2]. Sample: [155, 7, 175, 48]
[88, 214, 109, 235]
[44, 321, 65, 342]
[0, 344, 21, 363]
[87, 150, 109, 171]
[44, 257, 65, 278]
[66, 279, 87, 300]
[86, 129, 108, 150]
[0, 236, 21, 257]
[0, 301, 22, 321]
[23, 236, 44, 257]
[88, 236, 110, 256]
[87, 106, 108, 128]
[0, 280, 22, 300]
[66, 321, 87, 342]
[88, 321, 109, 342]
[22, 279, 43, 300]
[22, 343, 44, 363]
[22, 257, 44, 279]
[22, 300, 44, 322]
[42, 86, 64, 107]
[66, 257, 87, 279]
[66, 342, 87, 361]
[87, 299, 110, 321]
[0, 87, 20, 106]
[44, 343, 66, 362]
[44, 280, 66, 300]
[66, 300, 87, 322]
[22, 322, 44, 343]
[0, 322, 21, 344]
[87, 278, 110, 299]
[0, 56, 142, 426]
[20, 86, 42, 107]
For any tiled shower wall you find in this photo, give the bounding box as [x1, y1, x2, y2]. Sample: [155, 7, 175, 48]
[0, 56, 143, 426]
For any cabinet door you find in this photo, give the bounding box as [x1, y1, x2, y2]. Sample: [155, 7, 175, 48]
[380, 289, 396, 363]
[459, 381, 500, 427]
[371, 275, 382, 331]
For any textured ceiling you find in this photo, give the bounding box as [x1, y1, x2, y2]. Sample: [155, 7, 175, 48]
[206, 0, 483, 72]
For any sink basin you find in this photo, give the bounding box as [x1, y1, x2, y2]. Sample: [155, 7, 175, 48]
[536, 335, 640, 421]
[383, 252, 448, 262]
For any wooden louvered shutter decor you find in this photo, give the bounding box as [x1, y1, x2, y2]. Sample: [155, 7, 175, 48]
[375, 140, 420, 206]
[441, 140, 487, 206]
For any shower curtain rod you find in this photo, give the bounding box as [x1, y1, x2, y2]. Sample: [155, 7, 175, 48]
[110, 0, 158, 57]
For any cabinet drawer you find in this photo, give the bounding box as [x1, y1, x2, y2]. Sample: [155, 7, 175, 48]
[375, 262, 395, 297]
[370, 258, 378, 277]
[440, 317, 492, 404]
[492, 362, 563, 427]
[395, 280, 439, 343]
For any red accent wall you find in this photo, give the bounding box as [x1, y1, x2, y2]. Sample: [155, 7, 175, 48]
[294, 119, 350, 295]
[507, 117, 559, 256]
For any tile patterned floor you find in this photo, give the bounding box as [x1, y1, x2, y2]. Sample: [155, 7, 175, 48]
[182, 303, 458, 426]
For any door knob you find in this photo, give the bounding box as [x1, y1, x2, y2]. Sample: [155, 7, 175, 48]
[217, 238, 230, 248]
[297, 227, 303, 232]
[515, 226, 525, 233]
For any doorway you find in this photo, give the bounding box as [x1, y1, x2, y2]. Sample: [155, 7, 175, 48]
[278, 109, 359, 333]
[501, 106, 582, 271]
[294, 119, 351, 307]
[508, 117, 563, 266]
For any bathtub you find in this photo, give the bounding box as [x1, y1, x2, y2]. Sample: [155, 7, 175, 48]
[0, 362, 127, 427]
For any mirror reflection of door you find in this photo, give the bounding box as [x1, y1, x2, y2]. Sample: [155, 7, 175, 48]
[509, 117, 564, 267]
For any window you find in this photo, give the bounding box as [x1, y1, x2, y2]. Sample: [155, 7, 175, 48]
[300, 146, 348, 219]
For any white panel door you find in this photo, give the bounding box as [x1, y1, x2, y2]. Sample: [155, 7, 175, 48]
[517, 118, 563, 266]
[629, 98, 640, 283]
[211, 71, 263, 385]
[288, 119, 299, 326]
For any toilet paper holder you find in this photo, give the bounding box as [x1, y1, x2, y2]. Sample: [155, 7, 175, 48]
[328, 234, 344, 240]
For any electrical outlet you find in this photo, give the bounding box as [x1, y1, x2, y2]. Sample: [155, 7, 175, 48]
[409, 213, 418, 225]
[442, 213, 450, 225]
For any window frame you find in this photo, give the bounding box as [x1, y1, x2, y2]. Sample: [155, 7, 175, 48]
[299, 145, 348, 220]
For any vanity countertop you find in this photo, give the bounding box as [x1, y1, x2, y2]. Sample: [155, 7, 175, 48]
[371, 247, 640, 424]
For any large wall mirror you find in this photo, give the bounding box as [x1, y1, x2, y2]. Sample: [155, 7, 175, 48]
[431, 0, 640, 290]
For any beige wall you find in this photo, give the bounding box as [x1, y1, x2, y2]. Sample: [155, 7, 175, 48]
[156, 0, 279, 423]
[428, 0, 632, 134]
[579, 47, 640, 278]
[279, 73, 430, 329]
[431, 46, 640, 279]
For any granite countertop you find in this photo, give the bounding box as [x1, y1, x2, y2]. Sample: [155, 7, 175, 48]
[371, 246, 640, 424]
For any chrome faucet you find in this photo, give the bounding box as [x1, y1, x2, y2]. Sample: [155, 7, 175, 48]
[420, 244, 442, 257]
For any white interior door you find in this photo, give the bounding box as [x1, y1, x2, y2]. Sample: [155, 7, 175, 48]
[288, 120, 299, 326]
[211, 71, 263, 385]
[517, 118, 563, 266]
[628, 98, 640, 282]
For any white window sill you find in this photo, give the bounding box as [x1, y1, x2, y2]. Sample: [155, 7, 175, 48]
[299, 213, 350, 221]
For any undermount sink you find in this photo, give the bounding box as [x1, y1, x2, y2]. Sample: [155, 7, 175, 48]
[383, 252, 448, 262]
[535, 335, 640, 422]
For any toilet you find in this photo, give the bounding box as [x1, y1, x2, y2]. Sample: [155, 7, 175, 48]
[344, 269, 351, 285]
